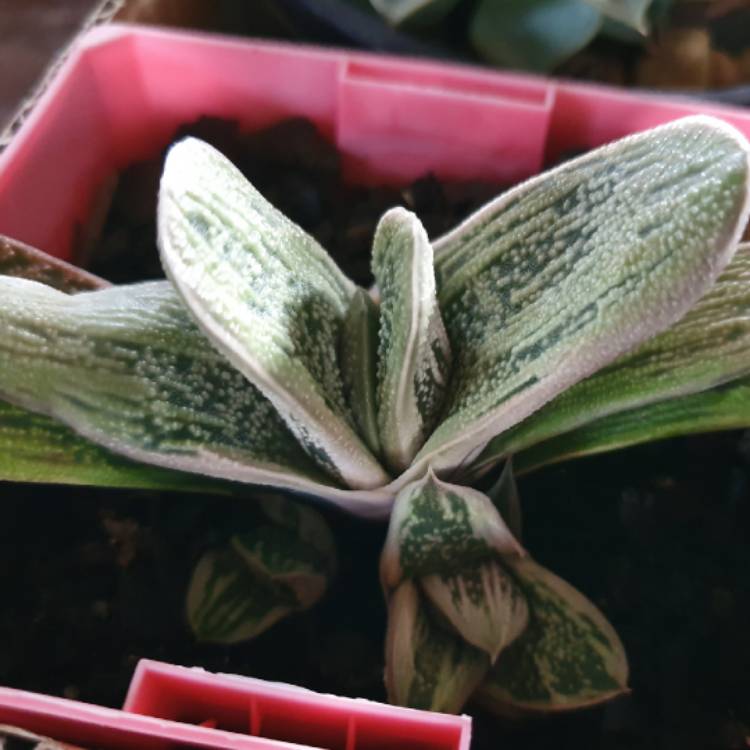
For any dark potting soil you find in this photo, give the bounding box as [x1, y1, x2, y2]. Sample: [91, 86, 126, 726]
[1, 118, 749, 750]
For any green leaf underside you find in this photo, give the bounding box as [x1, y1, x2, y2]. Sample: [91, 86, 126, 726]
[414, 117, 750, 481]
[373, 208, 451, 473]
[0, 399, 224, 492]
[158, 137, 388, 490]
[340, 289, 382, 456]
[515, 376, 750, 474]
[381, 472, 521, 589]
[385, 579, 490, 713]
[0, 234, 107, 293]
[187, 545, 299, 644]
[470, 0, 603, 72]
[0, 277, 356, 495]
[478, 558, 628, 714]
[473, 242, 750, 473]
[585, 0, 651, 33]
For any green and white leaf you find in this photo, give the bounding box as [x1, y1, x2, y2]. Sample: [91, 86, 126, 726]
[385, 579, 490, 713]
[584, 0, 652, 33]
[470, 0, 603, 72]
[187, 494, 336, 644]
[381, 471, 523, 590]
[0, 277, 401, 513]
[515, 376, 750, 474]
[339, 288, 381, 457]
[487, 458, 523, 542]
[477, 558, 628, 715]
[372, 208, 451, 472]
[415, 116, 750, 483]
[0, 399, 230, 492]
[472, 242, 750, 476]
[158, 137, 389, 490]
[421, 559, 528, 660]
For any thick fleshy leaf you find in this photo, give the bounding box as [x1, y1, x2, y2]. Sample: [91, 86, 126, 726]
[515, 376, 750, 474]
[585, 0, 651, 33]
[158, 137, 389, 490]
[340, 288, 381, 457]
[469, 0, 603, 72]
[372, 208, 451, 472]
[381, 471, 522, 590]
[421, 560, 528, 660]
[0, 234, 107, 292]
[0, 277, 381, 505]
[487, 459, 523, 542]
[477, 558, 628, 715]
[472, 242, 750, 476]
[416, 116, 750, 481]
[0, 400, 229, 492]
[385, 579, 490, 713]
[187, 495, 336, 643]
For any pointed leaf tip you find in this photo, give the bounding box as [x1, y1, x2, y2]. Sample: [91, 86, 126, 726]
[159, 136, 389, 490]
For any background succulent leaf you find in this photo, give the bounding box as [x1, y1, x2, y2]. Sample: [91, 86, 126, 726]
[340, 288, 382, 457]
[187, 494, 336, 644]
[469, 0, 603, 73]
[418, 117, 750, 482]
[385, 579, 490, 713]
[368, 0, 461, 26]
[584, 0, 652, 33]
[0, 234, 107, 292]
[515, 376, 750, 474]
[487, 459, 523, 542]
[477, 558, 628, 715]
[158, 137, 389, 491]
[372, 208, 451, 473]
[473, 242, 750, 475]
[421, 560, 528, 660]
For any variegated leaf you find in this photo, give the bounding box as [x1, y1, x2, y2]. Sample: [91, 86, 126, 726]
[0, 399, 229, 492]
[477, 558, 628, 715]
[188, 494, 336, 643]
[585, 0, 652, 33]
[515, 376, 750, 474]
[340, 288, 381, 456]
[381, 471, 523, 590]
[385, 579, 490, 713]
[0, 277, 384, 506]
[421, 559, 528, 660]
[158, 137, 389, 490]
[487, 458, 523, 541]
[372, 208, 451, 473]
[472, 242, 750, 476]
[413, 116, 750, 482]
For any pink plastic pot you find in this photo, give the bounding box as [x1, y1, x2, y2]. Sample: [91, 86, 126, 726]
[2, 23, 750, 261]
[2, 22, 750, 748]
[0, 659, 471, 749]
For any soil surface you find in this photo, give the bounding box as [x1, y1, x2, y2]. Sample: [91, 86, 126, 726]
[2, 119, 749, 750]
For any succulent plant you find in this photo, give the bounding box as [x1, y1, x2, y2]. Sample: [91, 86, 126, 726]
[1, 115, 749, 714]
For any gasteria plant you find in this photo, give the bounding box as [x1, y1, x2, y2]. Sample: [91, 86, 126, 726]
[1, 115, 750, 715]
